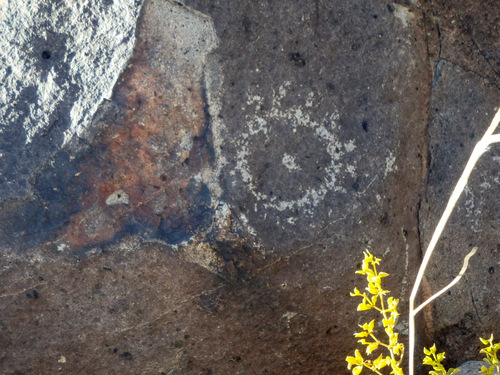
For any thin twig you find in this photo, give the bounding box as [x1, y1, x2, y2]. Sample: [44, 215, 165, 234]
[412, 246, 477, 316]
[408, 107, 500, 375]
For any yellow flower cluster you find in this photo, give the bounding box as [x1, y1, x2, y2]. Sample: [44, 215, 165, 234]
[346, 250, 500, 375]
[479, 335, 500, 375]
[346, 251, 404, 375]
[422, 344, 459, 375]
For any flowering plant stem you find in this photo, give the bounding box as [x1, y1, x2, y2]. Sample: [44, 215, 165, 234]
[346, 251, 404, 375]
[347, 251, 500, 375]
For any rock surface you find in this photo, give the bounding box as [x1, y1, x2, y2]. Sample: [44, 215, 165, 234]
[458, 361, 499, 375]
[0, 0, 498, 374]
[419, 0, 500, 367]
[0, 0, 143, 200]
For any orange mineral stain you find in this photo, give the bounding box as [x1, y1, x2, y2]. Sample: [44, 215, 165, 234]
[60, 33, 211, 247]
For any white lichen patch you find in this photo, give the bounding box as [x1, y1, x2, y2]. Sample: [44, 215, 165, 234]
[247, 95, 262, 105]
[179, 129, 194, 160]
[479, 181, 491, 190]
[57, 243, 68, 253]
[282, 153, 300, 171]
[305, 91, 314, 108]
[278, 81, 291, 97]
[346, 164, 356, 176]
[248, 116, 268, 135]
[232, 80, 359, 218]
[344, 140, 356, 152]
[236, 147, 253, 184]
[384, 152, 397, 177]
[462, 185, 481, 232]
[281, 311, 297, 321]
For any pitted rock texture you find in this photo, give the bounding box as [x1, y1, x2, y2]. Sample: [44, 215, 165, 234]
[427, 0, 500, 89]
[0, 0, 217, 252]
[418, 0, 500, 367]
[420, 60, 500, 367]
[212, 1, 428, 251]
[0, 0, 499, 374]
[0, 0, 143, 200]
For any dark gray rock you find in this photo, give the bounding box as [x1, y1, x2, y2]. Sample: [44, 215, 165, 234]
[0, 0, 498, 374]
[419, 0, 500, 366]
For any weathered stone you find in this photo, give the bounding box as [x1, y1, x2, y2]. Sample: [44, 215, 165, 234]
[428, 0, 500, 89]
[0, 0, 499, 374]
[0, 0, 217, 251]
[419, 0, 500, 368]
[0, 0, 143, 200]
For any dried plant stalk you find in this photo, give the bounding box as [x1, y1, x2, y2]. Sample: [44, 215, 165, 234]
[408, 108, 500, 375]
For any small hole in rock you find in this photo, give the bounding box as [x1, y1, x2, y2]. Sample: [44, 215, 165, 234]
[122, 352, 133, 360]
[41, 50, 51, 60]
[362, 121, 368, 132]
[26, 290, 39, 299]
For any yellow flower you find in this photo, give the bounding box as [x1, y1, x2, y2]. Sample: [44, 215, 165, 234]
[347, 251, 404, 375]
[346, 349, 364, 370]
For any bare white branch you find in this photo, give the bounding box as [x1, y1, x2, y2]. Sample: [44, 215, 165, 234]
[408, 107, 500, 375]
[412, 246, 477, 316]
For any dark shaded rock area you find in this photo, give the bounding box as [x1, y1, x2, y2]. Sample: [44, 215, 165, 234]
[0, 0, 499, 374]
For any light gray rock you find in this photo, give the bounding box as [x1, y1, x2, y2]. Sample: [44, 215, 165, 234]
[458, 361, 498, 375]
[0, 0, 143, 199]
